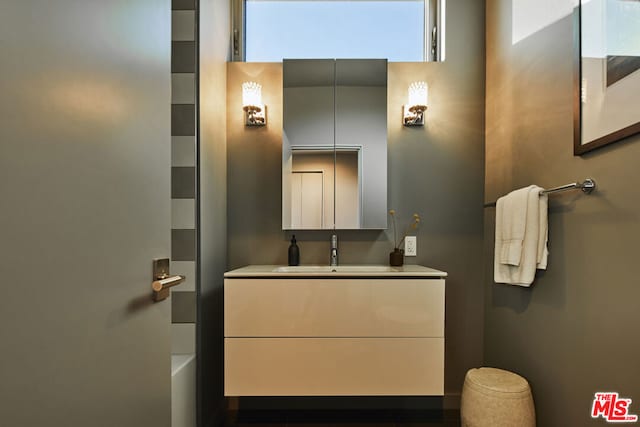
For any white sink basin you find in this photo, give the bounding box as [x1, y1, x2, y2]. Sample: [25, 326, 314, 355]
[224, 265, 447, 278]
[272, 265, 400, 273]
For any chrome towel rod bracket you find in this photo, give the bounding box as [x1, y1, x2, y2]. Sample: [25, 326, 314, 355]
[541, 178, 595, 195]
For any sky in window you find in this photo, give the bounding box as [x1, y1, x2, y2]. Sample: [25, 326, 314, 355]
[246, 0, 425, 62]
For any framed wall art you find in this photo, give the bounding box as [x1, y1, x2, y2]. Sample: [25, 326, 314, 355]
[575, 0, 640, 155]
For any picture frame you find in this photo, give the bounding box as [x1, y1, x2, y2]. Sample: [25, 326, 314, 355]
[574, 0, 640, 155]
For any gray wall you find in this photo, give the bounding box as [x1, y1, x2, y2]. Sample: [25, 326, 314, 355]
[484, 1, 640, 425]
[226, 0, 485, 403]
[200, 0, 230, 425]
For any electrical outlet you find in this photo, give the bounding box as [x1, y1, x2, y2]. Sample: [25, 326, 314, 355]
[405, 236, 417, 256]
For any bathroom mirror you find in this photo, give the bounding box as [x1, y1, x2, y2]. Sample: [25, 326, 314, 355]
[575, 0, 640, 154]
[282, 59, 388, 230]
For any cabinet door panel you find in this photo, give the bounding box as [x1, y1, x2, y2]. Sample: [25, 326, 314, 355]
[225, 278, 444, 337]
[225, 337, 444, 396]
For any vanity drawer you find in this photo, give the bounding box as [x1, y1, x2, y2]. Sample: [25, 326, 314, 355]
[224, 278, 444, 338]
[224, 337, 444, 396]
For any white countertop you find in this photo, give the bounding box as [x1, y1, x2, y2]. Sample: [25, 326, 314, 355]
[224, 264, 447, 278]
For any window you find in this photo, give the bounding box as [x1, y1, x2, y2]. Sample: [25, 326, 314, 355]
[233, 0, 445, 62]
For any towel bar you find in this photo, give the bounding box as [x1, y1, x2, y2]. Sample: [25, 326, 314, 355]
[540, 178, 595, 195]
[484, 178, 596, 208]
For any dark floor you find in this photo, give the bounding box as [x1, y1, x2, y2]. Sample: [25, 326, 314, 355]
[224, 410, 461, 427]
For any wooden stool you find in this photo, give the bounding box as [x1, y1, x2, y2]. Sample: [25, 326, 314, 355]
[461, 367, 535, 427]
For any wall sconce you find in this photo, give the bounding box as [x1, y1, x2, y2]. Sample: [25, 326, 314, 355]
[403, 81, 428, 126]
[242, 81, 266, 126]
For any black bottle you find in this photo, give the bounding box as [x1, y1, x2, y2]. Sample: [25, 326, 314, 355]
[288, 235, 300, 266]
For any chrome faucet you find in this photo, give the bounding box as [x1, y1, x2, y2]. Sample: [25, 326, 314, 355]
[330, 234, 338, 267]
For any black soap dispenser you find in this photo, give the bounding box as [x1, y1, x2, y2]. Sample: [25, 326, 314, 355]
[288, 235, 300, 266]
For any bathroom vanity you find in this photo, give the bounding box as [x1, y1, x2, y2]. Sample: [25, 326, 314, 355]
[224, 265, 446, 396]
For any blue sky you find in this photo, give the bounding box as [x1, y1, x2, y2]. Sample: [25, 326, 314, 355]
[246, 0, 425, 62]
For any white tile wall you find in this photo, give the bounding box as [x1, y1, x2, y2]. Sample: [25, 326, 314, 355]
[172, 73, 196, 104]
[171, 1, 197, 336]
[171, 136, 196, 167]
[172, 199, 196, 229]
[171, 323, 196, 354]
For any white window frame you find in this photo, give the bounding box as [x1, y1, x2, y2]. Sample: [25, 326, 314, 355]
[232, 0, 446, 62]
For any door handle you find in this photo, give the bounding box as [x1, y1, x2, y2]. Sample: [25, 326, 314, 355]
[152, 275, 185, 302]
[151, 258, 186, 302]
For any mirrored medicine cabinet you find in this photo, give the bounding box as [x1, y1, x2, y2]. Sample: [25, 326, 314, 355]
[282, 59, 388, 230]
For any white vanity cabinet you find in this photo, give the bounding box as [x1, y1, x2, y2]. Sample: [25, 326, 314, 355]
[224, 265, 446, 397]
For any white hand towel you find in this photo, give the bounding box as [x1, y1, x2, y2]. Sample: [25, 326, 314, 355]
[537, 192, 549, 269]
[494, 186, 549, 286]
[497, 187, 531, 266]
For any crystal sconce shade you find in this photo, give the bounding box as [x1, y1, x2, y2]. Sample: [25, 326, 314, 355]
[403, 81, 428, 126]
